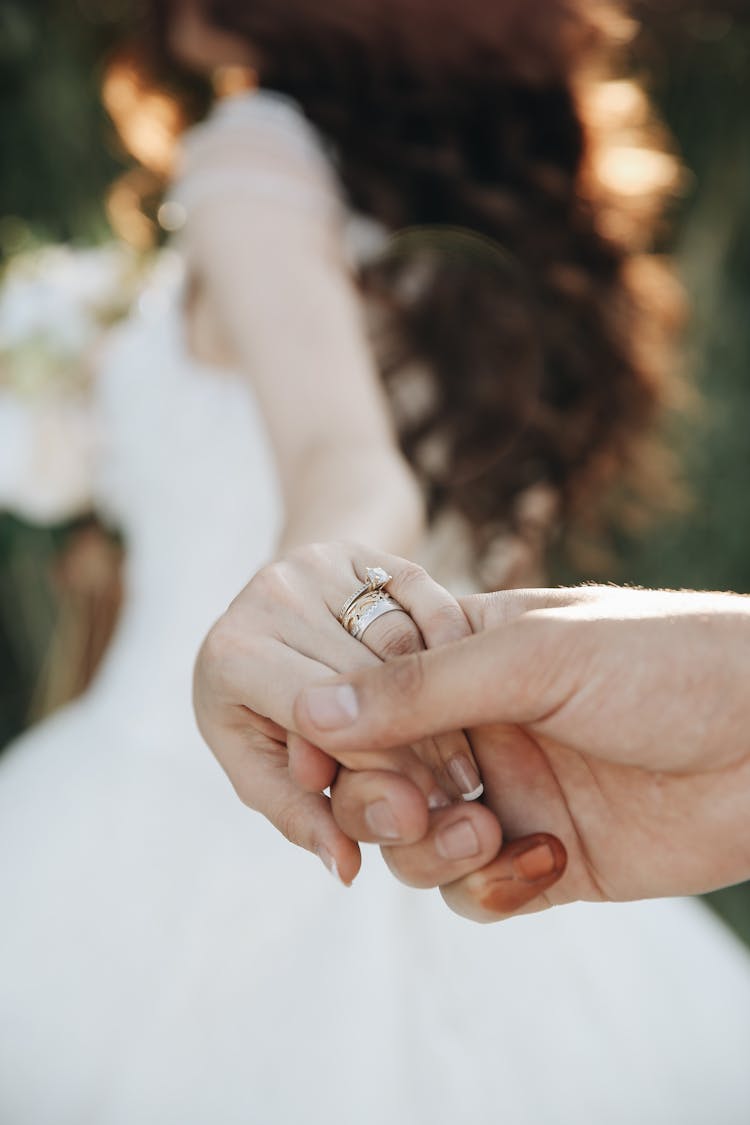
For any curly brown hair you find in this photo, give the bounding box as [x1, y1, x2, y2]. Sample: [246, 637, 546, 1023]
[148, 0, 684, 574]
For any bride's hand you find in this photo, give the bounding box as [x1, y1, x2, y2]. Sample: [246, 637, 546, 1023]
[193, 541, 501, 884]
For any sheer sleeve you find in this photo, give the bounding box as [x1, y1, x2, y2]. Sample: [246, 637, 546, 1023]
[162, 89, 405, 519]
[166, 91, 345, 233]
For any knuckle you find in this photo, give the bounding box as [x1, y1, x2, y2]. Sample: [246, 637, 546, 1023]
[230, 771, 260, 812]
[247, 561, 287, 601]
[246, 559, 307, 622]
[512, 614, 570, 711]
[288, 541, 330, 569]
[394, 561, 428, 597]
[274, 799, 310, 849]
[425, 602, 471, 643]
[200, 613, 246, 685]
[329, 773, 362, 827]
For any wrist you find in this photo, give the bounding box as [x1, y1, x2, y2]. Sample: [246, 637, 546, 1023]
[279, 445, 424, 555]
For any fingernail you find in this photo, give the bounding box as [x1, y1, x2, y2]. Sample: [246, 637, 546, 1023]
[316, 845, 348, 886]
[512, 842, 557, 882]
[304, 684, 358, 730]
[365, 798, 400, 840]
[447, 755, 484, 802]
[435, 818, 480, 860]
[428, 788, 451, 811]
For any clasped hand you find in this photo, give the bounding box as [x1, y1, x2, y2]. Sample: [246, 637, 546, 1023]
[195, 545, 750, 921]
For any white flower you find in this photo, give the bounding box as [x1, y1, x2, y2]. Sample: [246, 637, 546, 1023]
[0, 242, 148, 369]
[0, 391, 99, 524]
[0, 240, 149, 523]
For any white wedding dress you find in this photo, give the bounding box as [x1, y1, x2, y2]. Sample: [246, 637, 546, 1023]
[1, 92, 749, 1125]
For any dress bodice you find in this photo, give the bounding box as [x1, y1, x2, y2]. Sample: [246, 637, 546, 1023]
[91, 252, 282, 707]
[95, 251, 282, 587]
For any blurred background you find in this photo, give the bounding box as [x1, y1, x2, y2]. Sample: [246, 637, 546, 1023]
[1, 0, 749, 942]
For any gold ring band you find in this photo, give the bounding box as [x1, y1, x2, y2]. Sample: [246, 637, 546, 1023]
[338, 566, 393, 623]
[338, 566, 403, 641]
[342, 591, 403, 640]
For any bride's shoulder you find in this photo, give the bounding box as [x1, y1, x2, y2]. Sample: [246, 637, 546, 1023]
[169, 89, 343, 223]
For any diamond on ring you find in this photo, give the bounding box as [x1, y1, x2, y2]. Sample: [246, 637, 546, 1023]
[338, 566, 399, 639]
[365, 566, 391, 590]
[338, 567, 393, 624]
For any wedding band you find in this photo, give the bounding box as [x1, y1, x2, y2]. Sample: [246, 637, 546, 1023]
[338, 566, 404, 641]
[343, 591, 403, 641]
[338, 566, 393, 623]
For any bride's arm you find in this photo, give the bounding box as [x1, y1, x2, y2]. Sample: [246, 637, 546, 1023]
[188, 115, 490, 879]
[181, 153, 423, 554]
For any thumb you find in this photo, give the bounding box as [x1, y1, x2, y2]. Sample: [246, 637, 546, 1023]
[293, 614, 558, 757]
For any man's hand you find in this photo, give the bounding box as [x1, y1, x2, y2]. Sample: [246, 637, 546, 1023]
[294, 586, 750, 920]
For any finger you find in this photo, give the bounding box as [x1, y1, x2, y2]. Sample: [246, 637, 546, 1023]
[326, 553, 471, 656]
[440, 834, 567, 922]
[330, 768, 432, 845]
[250, 643, 448, 799]
[278, 555, 424, 674]
[202, 626, 449, 822]
[238, 552, 480, 800]
[293, 613, 567, 759]
[354, 556, 472, 648]
[270, 578, 431, 790]
[271, 787, 362, 887]
[213, 724, 362, 886]
[330, 770, 503, 881]
[356, 604, 425, 661]
[457, 587, 588, 633]
[287, 732, 338, 792]
[352, 613, 481, 800]
[216, 635, 355, 738]
[340, 563, 482, 801]
[381, 803, 503, 889]
[195, 554, 470, 878]
[196, 625, 363, 876]
[243, 639, 469, 806]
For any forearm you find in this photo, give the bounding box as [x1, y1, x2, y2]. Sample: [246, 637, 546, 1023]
[278, 443, 425, 556]
[185, 158, 426, 562]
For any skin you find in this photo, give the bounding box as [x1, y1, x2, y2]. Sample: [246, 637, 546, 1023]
[292, 584, 750, 921]
[194, 544, 496, 886]
[169, 7, 501, 879]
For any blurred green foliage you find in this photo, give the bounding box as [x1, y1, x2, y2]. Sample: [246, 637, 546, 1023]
[0, 516, 63, 746]
[569, 11, 750, 949]
[0, 0, 129, 254]
[624, 14, 750, 951]
[617, 13, 750, 595]
[1, 1, 749, 945]
[0, 0, 129, 744]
